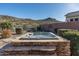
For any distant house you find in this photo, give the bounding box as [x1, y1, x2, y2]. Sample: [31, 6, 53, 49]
[65, 11, 79, 22]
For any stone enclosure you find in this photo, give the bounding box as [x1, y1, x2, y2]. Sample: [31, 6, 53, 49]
[1, 39, 70, 56]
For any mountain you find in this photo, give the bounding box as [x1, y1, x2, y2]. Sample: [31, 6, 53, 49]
[0, 15, 61, 26]
[38, 17, 60, 22]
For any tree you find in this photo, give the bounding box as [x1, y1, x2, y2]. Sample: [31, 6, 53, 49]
[1, 21, 12, 29]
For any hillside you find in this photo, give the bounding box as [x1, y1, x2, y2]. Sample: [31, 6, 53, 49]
[0, 15, 61, 26]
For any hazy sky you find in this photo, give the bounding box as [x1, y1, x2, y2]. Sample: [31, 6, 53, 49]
[0, 3, 79, 21]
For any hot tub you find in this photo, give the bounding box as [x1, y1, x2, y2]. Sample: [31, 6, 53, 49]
[19, 32, 60, 40]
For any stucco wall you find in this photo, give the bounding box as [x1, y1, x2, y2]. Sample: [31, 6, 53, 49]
[41, 22, 79, 32]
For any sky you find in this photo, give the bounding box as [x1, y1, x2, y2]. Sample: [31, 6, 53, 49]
[0, 3, 79, 21]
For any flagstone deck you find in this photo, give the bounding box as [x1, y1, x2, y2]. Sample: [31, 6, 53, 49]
[0, 34, 26, 49]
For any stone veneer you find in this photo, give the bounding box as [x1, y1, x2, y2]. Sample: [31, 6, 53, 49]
[2, 39, 71, 56]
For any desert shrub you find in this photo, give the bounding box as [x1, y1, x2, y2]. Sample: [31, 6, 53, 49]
[15, 28, 23, 34]
[0, 21, 12, 38]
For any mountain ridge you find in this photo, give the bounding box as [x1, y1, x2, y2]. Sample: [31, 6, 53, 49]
[0, 15, 61, 26]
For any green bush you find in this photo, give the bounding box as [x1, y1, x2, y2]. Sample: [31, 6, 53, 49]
[58, 29, 70, 36]
[58, 29, 79, 55]
[0, 21, 12, 29]
[58, 29, 79, 40]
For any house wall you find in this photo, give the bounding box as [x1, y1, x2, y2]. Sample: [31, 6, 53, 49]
[41, 22, 79, 32]
[66, 16, 79, 22]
